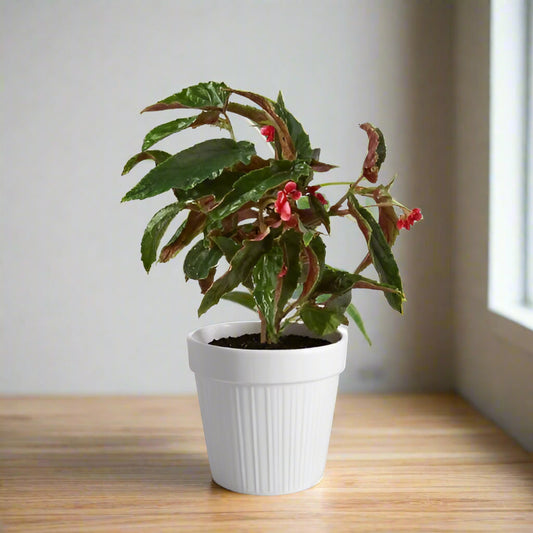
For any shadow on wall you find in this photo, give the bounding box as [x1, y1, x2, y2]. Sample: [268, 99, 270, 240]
[340, 2, 455, 393]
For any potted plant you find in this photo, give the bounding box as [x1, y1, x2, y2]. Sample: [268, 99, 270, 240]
[122, 81, 422, 495]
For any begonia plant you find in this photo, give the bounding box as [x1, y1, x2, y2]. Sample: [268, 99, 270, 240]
[122, 82, 422, 345]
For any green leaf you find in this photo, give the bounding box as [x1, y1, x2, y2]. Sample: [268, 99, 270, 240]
[198, 238, 272, 316]
[143, 81, 230, 111]
[277, 230, 302, 313]
[122, 150, 171, 175]
[211, 236, 240, 261]
[309, 235, 326, 271]
[296, 196, 310, 209]
[140, 203, 183, 272]
[252, 247, 284, 340]
[346, 303, 372, 346]
[142, 116, 198, 151]
[303, 229, 315, 247]
[208, 160, 310, 223]
[309, 194, 330, 233]
[221, 291, 257, 312]
[274, 92, 313, 162]
[159, 211, 206, 263]
[312, 266, 401, 300]
[348, 193, 404, 312]
[314, 266, 360, 295]
[300, 304, 344, 336]
[173, 170, 239, 205]
[183, 238, 223, 280]
[122, 139, 256, 202]
[298, 236, 325, 304]
[324, 291, 351, 316]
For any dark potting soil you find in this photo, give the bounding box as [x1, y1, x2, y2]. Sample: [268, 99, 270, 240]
[209, 333, 331, 350]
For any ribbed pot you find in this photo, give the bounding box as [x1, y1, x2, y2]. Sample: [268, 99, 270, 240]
[187, 321, 348, 495]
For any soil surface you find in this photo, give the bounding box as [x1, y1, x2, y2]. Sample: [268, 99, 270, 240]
[209, 333, 331, 350]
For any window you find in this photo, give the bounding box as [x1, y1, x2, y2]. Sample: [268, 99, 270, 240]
[526, 0, 533, 308]
[489, 0, 533, 332]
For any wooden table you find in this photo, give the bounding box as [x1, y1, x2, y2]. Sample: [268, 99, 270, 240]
[1, 394, 532, 532]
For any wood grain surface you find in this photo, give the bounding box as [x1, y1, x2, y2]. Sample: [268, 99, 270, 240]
[1, 394, 532, 532]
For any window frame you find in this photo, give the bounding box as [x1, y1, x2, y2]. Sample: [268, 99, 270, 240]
[488, 0, 533, 343]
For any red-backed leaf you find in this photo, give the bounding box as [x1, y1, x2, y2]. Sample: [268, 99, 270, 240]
[142, 102, 189, 113]
[140, 203, 182, 272]
[229, 87, 296, 160]
[360, 123, 386, 183]
[122, 150, 171, 175]
[310, 160, 338, 172]
[199, 268, 216, 294]
[159, 211, 206, 263]
[352, 276, 403, 295]
[226, 102, 270, 124]
[274, 92, 313, 161]
[191, 110, 222, 128]
[347, 196, 371, 242]
[373, 185, 399, 246]
[299, 236, 325, 303]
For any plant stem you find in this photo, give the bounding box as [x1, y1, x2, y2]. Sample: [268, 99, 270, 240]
[318, 181, 354, 187]
[329, 174, 365, 212]
[259, 311, 267, 344]
[223, 112, 236, 141]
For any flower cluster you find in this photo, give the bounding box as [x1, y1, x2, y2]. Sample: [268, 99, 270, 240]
[397, 208, 423, 230]
[260, 125, 275, 142]
[274, 181, 301, 221]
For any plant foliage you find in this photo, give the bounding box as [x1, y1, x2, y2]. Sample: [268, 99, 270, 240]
[122, 82, 422, 344]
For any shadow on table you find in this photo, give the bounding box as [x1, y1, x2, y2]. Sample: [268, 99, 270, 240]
[8, 433, 225, 492]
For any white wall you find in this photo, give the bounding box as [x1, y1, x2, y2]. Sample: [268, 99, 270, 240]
[0, 0, 454, 394]
[453, 1, 533, 451]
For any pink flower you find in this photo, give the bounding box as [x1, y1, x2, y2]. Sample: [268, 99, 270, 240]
[307, 185, 327, 205]
[275, 190, 292, 221]
[274, 181, 302, 222]
[397, 208, 423, 230]
[278, 265, 288, 278]
[260, 125, 275, 142]
[284, 181, 302, 200]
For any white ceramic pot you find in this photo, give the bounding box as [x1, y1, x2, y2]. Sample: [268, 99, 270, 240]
[188, 321, 348, 495]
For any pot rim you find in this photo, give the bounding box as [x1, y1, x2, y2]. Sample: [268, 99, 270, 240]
[188, 321, 348, 384]
[188, 320, 345, 351]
